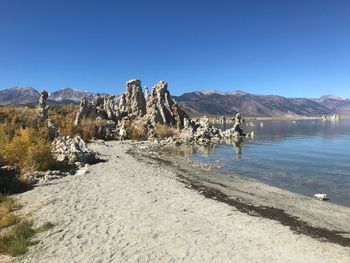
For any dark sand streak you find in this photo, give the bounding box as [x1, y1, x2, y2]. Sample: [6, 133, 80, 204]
[130, 149, 350, 248]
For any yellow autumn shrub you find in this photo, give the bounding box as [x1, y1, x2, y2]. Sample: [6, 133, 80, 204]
[154, 124, 179, 138]
[0, 127, 57, 174]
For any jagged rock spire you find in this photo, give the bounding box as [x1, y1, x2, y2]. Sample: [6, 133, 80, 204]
[37, 90, 49, 120]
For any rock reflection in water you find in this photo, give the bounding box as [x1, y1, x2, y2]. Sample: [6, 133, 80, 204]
[233, 140, 242, 159]
[190, 119, 350, 207]
[163, 137, 246, 162]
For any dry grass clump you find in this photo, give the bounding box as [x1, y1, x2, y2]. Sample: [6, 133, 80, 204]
[35, 221, 54, 233]
[0, 195, 32, 256]
[122, 119, 148, 140]
[0, 195, 18, 229]
[0, 220, 35, 256]
[154, 124, 179, 138]
[49, 104, 78, 137]
[126, 125, 147, 140]
[0, 194, 55, 257]
[72, 119, 98, 141]
[0, 214, 18, 229]
[0, 196, 21, 229]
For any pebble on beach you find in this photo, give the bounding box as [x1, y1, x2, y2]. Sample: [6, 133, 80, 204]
[314, 193, 328, 201]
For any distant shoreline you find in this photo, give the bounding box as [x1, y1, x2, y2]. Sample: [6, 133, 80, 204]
[188, 114, 350, 121]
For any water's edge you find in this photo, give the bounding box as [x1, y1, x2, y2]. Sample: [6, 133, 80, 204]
[129, 145, 350, 247]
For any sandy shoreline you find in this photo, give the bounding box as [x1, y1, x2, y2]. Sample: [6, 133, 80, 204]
[13, 141, 350, 262]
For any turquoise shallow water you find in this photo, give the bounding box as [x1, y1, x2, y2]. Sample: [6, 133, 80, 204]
[191, 119, 350, 207]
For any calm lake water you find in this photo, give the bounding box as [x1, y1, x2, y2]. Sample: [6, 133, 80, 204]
[190, 119, 350, 207]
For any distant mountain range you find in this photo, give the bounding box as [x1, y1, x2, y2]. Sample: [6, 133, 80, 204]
[173, 91, 350, 117]
[49, 88, 108, 104]
[0, 87, 107, 105]
[312, 95, 350, 116]
[0, 87, 40, 105]
[1, 86, 350, 117]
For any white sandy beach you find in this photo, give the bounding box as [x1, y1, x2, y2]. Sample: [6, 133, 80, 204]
[14, 141, 350, 263]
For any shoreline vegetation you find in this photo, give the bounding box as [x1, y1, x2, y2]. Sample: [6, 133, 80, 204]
[0, 79, 349, 261]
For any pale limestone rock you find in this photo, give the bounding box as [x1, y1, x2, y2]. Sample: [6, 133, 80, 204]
[145, 81, 188, 128]
[314, 193, 328, 201]
[74, 96, 118, 139]
[52, 136, 99, 164]
[74, 97, 91, 125]
[24, 170, 70, 185]
[183, 118, 190, 129]
[124, 79, 146, 116]
[47, 119, 59, 140]
[37, 90, 49, 120]
[145, 87, 151, 106]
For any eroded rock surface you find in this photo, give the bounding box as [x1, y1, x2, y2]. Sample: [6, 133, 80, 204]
[122, 79, 146, 117]
[47, 119, 59, 140]
[24, 170, 71, 185]
[179, 116, 222, 144]
[37, 90, 49, 120]
[74, 95, 119, 139]
[145, 80, 188, 128]
[75, 95, 119, 126]
[52, 136, 100, 164]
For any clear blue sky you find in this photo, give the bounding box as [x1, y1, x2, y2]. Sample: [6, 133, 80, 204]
[0, 0, 350, 98]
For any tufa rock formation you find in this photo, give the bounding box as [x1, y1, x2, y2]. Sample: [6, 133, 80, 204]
[37, 90, 49, 120]
[52, 136, 100, 165]
[36, 91, 59, 140]
[320, 114, 341, 121]
[74, 95, 119, 125]
[178, 113, 254, 145]
[73, 79, 188, 140]
[145, 80, 188, 128]
[74, 95, 119, 140]
[75, 97, 90, 125]
[120, 79, 146, 117]
[179, 116, 222, 144]
[47, 119, 59, 140]
[145, 87, 151, 106]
